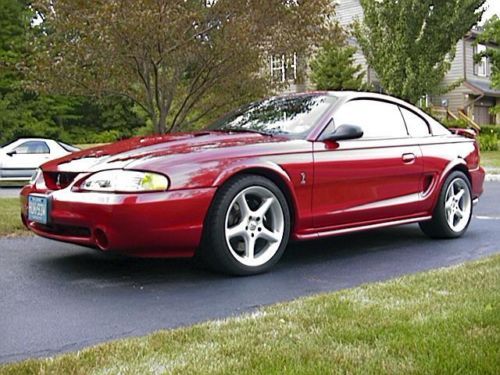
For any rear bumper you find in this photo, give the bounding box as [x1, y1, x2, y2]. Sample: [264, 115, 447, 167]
[20, 185, 216, 258]
[470, 166, 486, 199]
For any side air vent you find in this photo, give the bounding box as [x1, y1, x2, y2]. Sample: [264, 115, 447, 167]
[422, 174, 435, 196]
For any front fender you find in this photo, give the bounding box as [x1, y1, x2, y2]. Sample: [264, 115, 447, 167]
[212, 159, 294, 188]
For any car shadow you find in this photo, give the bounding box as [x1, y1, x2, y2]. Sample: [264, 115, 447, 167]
[281, 224, 429, 266]
[36, 224, 432, 286]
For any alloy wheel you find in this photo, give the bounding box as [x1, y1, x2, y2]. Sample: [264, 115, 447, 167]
[444, 178, 472, 233]
[224, 186, 285, 267]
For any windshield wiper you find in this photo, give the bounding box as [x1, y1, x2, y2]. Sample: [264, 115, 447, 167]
[210, 128, 275, 137]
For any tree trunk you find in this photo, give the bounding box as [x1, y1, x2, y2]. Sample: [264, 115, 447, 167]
[151, 110, 161, 135]
[158, 110, 167, 135]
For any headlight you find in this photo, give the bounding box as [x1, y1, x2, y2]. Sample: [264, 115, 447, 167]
[80, 170, 169, 192]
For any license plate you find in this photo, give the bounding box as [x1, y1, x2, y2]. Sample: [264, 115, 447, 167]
[28, 195, 50, 225]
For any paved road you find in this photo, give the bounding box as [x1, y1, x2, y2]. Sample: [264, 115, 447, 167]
[1, 182, 499, 364]
[0, 187, 22, 198]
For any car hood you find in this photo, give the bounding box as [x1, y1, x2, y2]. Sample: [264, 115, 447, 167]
[42, 131, 292, 173]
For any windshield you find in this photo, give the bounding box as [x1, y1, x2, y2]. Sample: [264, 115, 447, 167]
[207, 94, 336, 137]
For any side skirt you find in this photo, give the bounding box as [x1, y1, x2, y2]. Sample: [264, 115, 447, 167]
[295, 216, 432, 240]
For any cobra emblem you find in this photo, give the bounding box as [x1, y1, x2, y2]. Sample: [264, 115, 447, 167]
[300, 172, 307, 185]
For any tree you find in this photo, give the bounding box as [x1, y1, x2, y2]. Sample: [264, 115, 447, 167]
[30, 0, 336, 135]
[476, 15, 500, 116]
[353, 0, 485, 103]
[0, 0, 148, 145]
[310, 42, 368, 91]
[476, 16, 500, 88]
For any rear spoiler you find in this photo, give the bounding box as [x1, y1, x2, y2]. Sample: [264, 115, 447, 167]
[449, 128, 477, 139]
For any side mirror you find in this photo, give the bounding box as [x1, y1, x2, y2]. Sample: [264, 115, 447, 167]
[326, 124, 363, 141]
[6, 150, 17, 157]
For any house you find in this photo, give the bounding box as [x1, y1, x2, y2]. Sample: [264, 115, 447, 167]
[273, 0, 499, 126]
[430, 28, 499, 126]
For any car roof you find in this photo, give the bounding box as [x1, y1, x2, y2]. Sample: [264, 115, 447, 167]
[324, 91, 413, 106]
[281, 91, 419, 108]
[7, 137, 56, 143]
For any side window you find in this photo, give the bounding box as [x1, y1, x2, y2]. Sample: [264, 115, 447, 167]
[400, 107, 430, 137]
[14, 141, 50, 154]
[334, 99, 408, 138]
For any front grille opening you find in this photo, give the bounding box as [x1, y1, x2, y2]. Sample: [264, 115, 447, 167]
[35, 223, 91, 238]
[44, 172, 79, 190]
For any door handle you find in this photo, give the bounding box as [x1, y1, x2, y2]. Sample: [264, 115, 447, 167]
[402, 153, 416, 163]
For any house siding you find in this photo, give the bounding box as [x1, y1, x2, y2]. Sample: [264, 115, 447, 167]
[430, 39, 467, 113]
[433, 36, 498, 124]
[335, 0, 378, 85]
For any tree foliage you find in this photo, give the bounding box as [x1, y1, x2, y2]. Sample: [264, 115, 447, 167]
[477, 16, 500, 89]
[310, 42, 368, 91]
[0, 0, 147, 145]
[476, 15, 500, 116]
[30, 0, 336, 134]
[354, 0, 486, 103]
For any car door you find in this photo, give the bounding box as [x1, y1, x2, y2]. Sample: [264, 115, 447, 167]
[1, 140, 51, 178]
[312, 99, 425, 230]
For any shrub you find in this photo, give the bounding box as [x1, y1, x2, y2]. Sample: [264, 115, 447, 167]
[478, 133, 499, 151]
[480, 125, 500, 138]
[441, 117, 469, 129]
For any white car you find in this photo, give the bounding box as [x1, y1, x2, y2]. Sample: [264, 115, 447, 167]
[0, 138, 79, 182]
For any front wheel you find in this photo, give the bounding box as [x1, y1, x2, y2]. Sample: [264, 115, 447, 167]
[200, 175, 291, 275]
[419, 171, 473, 238]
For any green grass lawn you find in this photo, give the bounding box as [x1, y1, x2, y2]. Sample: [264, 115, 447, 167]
[0, 198, 26, 237]
[2, 255, 498, 374]
[482, 150, 500, 170]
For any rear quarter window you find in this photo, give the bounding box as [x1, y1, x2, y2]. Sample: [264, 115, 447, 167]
[400, 107, 430, 137]
[426, 116, 451, 135]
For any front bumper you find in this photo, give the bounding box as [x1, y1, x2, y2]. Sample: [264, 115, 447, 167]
[20, 185, 216, 257]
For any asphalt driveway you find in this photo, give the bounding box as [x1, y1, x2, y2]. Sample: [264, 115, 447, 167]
[1, 182, 499, 364]
[0, 187, 22, 198]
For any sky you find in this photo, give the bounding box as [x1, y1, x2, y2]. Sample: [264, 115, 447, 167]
[482, 0, 500, 23]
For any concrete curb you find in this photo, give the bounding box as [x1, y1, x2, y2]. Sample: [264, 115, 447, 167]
[485, 174, 500, 182]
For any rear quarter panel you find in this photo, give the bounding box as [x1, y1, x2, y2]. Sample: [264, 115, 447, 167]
[419, 135, 484, 213]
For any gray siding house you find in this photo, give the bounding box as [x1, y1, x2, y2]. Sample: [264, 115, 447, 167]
[273, 0, 499, 125]
[431, 29, 499, 125]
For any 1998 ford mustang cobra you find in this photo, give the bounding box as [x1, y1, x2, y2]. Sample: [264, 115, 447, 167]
[21, 92, 485, 275]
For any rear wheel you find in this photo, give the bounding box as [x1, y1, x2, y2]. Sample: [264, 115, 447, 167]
[419, 171, 472, 238]
[200, 175, 290, 275]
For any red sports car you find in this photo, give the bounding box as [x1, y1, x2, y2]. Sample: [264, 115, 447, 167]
[20, 92, 485, 275]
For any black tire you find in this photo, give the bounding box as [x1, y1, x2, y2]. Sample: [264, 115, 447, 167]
[419, 171, 473, 239]
[198, 174, 291, 275]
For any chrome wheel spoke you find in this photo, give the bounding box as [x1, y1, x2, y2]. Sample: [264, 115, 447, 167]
[445, 195, 454, 210]
[255, 197, 274, 217]
[258, 227, 281, 243]
[227, 222, 247, 239]
[236, 194, 250, 218]
[447, 210, 455, 227]
[244, 235, 256, 259]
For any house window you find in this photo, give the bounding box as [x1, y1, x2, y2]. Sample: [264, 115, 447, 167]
[475, 44, 489, 77]
[270, 53, 298, 82]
